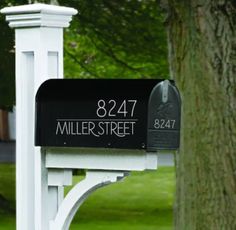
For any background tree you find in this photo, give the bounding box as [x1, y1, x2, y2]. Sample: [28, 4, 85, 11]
[0, 0, 169, 108]
[163, 1, 236, 229]
[0, 1, 15, 110]
[0, 0, 32, 110]
[0, 0, 58, 110]
[0, 0, 28, 141]
[59, 0, 168, 79]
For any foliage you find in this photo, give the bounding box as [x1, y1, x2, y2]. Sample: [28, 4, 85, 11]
[59, 0, 169, 79]
[0, 0, 29, 110]
[0, 0, 168, 108]
[0, 2, 14, 110]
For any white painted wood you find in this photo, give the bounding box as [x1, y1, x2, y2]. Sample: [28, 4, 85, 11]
[16, 51, 35, 230]
[47, 187, 58, 227]
[1, 3, 77, 15]
[49, 171, 128, 230]
[44, 148, 157, 230]
[36, 148, 49, 230]
[45, 147, 158, 171]
[1, 4, 77, 230]
[1, 3, 77, 28]
[48, 169, 73, 186]
[45, 148, 157, 230]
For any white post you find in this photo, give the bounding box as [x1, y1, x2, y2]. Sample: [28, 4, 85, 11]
[1, 4, 77, 230]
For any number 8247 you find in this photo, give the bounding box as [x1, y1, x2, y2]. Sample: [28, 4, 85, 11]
[154, 119, 176, 129]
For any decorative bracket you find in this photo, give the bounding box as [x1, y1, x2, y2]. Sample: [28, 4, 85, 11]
[49, 170, 129, 230]
[44, 148, 158, 230]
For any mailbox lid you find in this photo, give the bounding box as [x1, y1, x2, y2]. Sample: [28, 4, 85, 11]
[35, 79, 166, 149]
[36, 79, 162, 102]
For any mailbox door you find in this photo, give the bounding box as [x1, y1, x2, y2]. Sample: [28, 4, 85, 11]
[147, 80, 181, 151]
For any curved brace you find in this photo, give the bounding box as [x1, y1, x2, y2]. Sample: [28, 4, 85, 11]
[49, 170, 128, 230]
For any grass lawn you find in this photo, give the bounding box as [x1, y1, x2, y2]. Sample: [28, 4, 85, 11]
[0, 165, 175, 230]
[0, 164, 16, 230]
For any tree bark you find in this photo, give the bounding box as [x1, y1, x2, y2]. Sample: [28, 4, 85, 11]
[165, 1, 236, 229]
[0, 109, 9, 141]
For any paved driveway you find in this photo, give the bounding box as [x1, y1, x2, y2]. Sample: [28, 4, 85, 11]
[0, 142, 15, 163]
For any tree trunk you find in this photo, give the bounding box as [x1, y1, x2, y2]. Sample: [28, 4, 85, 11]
[165, 1, 236, 229]
[0, 109, 9, 141]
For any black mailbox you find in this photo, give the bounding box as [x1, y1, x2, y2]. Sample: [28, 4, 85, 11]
[35, 79, 181, 151]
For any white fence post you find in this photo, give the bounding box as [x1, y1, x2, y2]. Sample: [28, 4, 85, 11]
[1, 4, 77, 230]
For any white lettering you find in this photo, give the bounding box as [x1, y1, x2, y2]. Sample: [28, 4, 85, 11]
[98, 122, 105, 135]
[154, 119, 176, 129]
[88, 122, 99, 137]
[56, 121, 69, 135]
[55, 120, 137, 138]
[96, 99, 137, 118]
